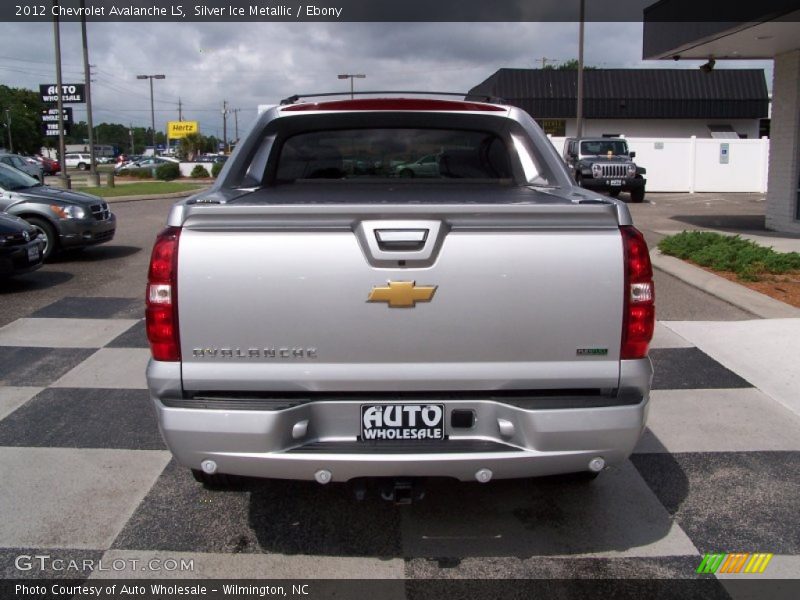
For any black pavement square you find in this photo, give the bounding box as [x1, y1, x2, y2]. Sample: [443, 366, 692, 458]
[0, 347, 95, 387]
[31, 297, 143, 320]
[631, 452, 800, 554]
[112, 460, 402, 557]
[650, 348, 752, 390]
[106, 320, 149, 348]
[0, 388, 165, 450]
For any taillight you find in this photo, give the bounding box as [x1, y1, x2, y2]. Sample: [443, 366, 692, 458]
[620, 226, 655, 359]
[146, 226, 181, 361]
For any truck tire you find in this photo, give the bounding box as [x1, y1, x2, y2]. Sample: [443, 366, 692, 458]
[77, 162, 88, 171]
[25, 216, 57, 260]
[608, 189, 620, 198]
[630, 187, 645, 203]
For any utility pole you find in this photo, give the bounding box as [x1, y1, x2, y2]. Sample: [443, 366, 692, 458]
[576, 0, 585, 138]
[538, 57, 554, 69]
[53, 0, 69, 189]
[4, 109, 12, 153]
[80, 0, 99, 186]
[222, 100, 228, 153]
[129, 124, 134, 154]
[178, 97, 183, 121]
[232, 108, 240, 146]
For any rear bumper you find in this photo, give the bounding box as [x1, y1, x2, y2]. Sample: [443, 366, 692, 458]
[148, 359, 652, 483]
[580, 177, 645, 192]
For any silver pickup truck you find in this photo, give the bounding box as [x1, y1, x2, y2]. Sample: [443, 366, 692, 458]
[145, 96, 655, 493]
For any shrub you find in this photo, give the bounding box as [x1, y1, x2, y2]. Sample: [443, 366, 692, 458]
[211, 161, 223, 178]
[119, 167, 153, 179]
[658, 231, 800, 281]
[155, 162, 180, 181]
[190, 164, 210, 178]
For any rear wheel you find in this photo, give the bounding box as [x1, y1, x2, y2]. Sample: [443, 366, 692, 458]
[630, 187, 645, 203]
[77, 162, 87, 171]
[25, 217, 57, 260]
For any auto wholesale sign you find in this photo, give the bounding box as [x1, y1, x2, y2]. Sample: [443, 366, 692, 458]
[167, 121, 199, 138]
[41, 107, 73, 124]
[39, 84, 86, 104]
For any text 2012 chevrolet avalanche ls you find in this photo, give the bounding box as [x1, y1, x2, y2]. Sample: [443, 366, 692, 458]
[145, 96, 655, 493]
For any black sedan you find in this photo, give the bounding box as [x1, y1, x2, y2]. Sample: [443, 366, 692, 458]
[0, 212, 45, 277]
[0, 163, 116, 260]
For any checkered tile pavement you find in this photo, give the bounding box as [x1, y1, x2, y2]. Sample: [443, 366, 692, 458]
[1, 297, 798, 592]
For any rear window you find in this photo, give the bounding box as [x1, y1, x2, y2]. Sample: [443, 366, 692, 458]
[274, 128, 514, 183]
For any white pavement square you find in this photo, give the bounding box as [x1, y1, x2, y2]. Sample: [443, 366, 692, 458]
[637, 389, 800, 453]
[663, 319, 800, 417]
[91, 550, 407, 580]
[0, 386, 42, 421]
[651, 322, 694, 349]
[0, 448, 171, 549]
[0, 318, 139, 349]
[52, 348, 152, 389]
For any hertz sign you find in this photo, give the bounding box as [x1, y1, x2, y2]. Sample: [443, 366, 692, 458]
[167, 121, 199, 138]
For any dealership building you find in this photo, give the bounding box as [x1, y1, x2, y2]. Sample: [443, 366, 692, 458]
[644, 1, 800, 232]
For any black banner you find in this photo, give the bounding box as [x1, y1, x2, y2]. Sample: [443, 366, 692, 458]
[39, 84, 86, 105]
[3, 579, 800, 600]
[4, 0, 800, 23]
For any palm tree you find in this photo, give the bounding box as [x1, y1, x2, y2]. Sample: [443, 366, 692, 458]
[179, 132, 204, 161]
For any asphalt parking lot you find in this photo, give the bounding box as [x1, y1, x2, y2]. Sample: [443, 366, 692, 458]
[1, 193, 798, 598]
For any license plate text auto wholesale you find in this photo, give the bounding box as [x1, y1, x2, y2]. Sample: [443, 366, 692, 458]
[361, 404, 445, 441]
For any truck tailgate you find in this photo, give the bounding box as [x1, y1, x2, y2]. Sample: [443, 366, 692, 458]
[177, 200, 624, 393]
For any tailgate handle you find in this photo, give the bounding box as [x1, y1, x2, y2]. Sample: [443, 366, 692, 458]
[375, 229, 428, 251]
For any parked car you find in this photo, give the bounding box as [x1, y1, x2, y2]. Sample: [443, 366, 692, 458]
[63, 153, 93, 171]
[33, 155, 61, 176]
[0, 211, 45, 277]
[115, 156, 178, 174]
[195, 154, 228, 164]
[0, 153, 44, 182]
[562, 137, 646, 203]
[95, 156, 115, 165]
[146, 96, 655, 493]
[394, 154, 441, 178]
[0, 162, 116, 259]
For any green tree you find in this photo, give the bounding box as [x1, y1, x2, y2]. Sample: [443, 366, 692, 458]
[543, 59, 597, 70]
[178, 132, 205, 160]
[0, 85, 46, 154]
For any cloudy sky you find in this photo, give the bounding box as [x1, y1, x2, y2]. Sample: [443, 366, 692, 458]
[0, 20, 771, 140]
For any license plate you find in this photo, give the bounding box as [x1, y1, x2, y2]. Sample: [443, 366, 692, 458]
[360, 404, 445, 442]
[609, 179, 622, 187]
[27, 246, 39, 262]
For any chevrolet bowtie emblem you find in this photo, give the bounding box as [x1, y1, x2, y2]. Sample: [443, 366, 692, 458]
[367, 281, 437, 308]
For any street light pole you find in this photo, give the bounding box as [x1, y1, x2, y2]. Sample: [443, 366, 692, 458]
[136, 74, 165, 155]
[576, 0, 585, 138]
[337, 73, 366, 99]
[4, 109, 12, 153]
[53, 0, 69, 189]
[80, 0, 99, 186]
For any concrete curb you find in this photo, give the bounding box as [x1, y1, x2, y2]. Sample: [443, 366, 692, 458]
[651, 250, 800, 319]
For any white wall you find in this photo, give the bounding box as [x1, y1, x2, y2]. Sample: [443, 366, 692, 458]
[557, 119, 761, 139]
[549, 136, 770, 193]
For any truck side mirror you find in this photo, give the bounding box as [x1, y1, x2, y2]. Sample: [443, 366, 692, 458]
[629, 151, 636, 158]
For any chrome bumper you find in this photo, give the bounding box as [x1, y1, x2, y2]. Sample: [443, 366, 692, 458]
[149, 361, 651, 483]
